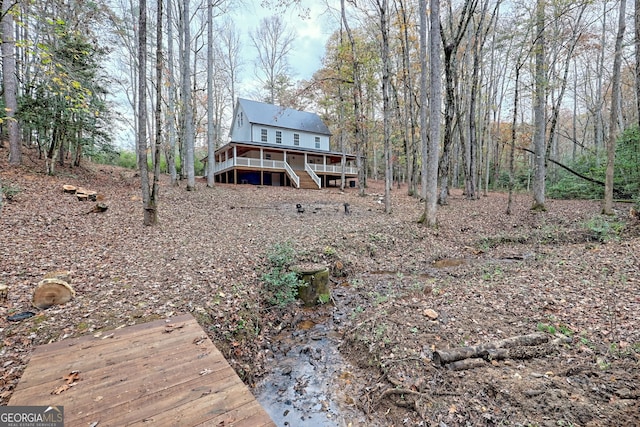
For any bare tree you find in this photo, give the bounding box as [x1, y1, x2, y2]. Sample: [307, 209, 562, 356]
[341, 0, 366, 196]
[438, 0, 477, 206]
[603, 0, 626, 214]
[206, 0, 215, 188]
[2, 0, 21, 165]
[531, 0, 546, 211]
[219, 19, 242, 106]
[166, 0, 179, 185]
[137, 0, 154, 225]
[250, 15, 295, 105]
[425, 0, 441, 226]
[182, 0, 196, 191]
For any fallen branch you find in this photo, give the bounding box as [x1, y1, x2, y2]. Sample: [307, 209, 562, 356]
[433, 332, 549, 366]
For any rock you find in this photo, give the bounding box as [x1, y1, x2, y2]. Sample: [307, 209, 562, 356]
[424, 308, 439, 320]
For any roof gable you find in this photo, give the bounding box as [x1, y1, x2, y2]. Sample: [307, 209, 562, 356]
[237, 98, 331, 135]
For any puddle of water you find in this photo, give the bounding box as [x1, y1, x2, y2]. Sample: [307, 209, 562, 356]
[255, 321, 366, 426]
[297, 319, 316, 330]
[432, 258, 467, 268]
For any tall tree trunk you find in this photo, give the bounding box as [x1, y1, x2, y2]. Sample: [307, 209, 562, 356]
[147, 0, 163, 225]
[206, 0, 215, 188]
[438, 0, 477, 206]
[636, 0, 640, 127]
[182, 0, 195, 190]
[2, 0, 21, 165]
[380, 0, 392, 214]
[532, 0, 546, 211]
[341, 0, 365, 196]
[167, 0, 178, 185]
[397, 0, 417, 197]
[137, 0, 153, 225]
[419, 0, 428, 200]
[507, 64, 522, 216]
[423, 0, 441, 226]
[603, 0, 626, 214]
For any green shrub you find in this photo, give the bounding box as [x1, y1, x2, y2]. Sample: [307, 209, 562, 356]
[118, 151, 137, 169]
[583, 215, 625, 242]
[549, 126, 640, 200]
[261, 242, 306, 307]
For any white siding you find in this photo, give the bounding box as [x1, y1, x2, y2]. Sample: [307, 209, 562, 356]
[229, 107, 251, 142]
[249, 125, 329, 151]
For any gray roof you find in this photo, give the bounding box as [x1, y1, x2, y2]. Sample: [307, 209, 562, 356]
[237, 98, 331, 135]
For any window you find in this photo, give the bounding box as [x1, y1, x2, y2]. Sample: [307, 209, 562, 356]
[261, 128, 268, 142]
[265, 153, 271, 160]
[315, 136, 321, 149]
[294, 133, 300, 146]
[276, 131, 282, 144]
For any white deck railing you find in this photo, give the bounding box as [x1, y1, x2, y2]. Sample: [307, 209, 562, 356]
[308, 163, 358, 175]
[214, 158, 357, 188]
[283, 162, 300, 188]
[304, 163, 321, 189]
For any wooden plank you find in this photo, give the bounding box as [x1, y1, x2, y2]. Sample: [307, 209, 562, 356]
[28, 315, 198, 362]
[14, 317, 207, 389]
[10, 339, 228, 406]
[71, 369, 241, 426]
[9, 314, 274, 427]
[201, 400, 277, 427]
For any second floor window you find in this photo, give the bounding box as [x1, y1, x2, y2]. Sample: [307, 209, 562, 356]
[276, 131, 282, 144]
[294, 133, 300, 146]
[261, 129, 268, 142]
[315, 136, 321, 149]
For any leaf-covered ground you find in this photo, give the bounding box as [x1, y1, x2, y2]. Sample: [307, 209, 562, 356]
[1, 154, 639, 426]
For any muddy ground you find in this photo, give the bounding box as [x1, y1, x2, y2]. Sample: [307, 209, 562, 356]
[1, 154, 639, 426]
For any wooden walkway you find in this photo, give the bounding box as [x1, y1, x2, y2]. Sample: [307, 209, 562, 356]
[9, 313, 275, 427]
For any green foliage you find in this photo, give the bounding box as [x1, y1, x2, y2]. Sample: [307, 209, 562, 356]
[548, 126, 640, 200]
[537, 322, 557, 334]
[582, 215, 624, 242]
[17, 18, 113, 167]
[0, 183, 21, 201]
[261, 242, 306, 307]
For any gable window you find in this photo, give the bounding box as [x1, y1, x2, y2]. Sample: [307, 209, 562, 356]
[294, 133, 300, 146]
[261, 128, 268, 142]
[276, 131, 282, 144]
[315, 136, 321, 149]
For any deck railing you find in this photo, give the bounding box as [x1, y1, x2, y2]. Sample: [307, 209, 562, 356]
[283, 162, 300, 188]
[304, 164, 321, 188]
[308, 163, 358, 175]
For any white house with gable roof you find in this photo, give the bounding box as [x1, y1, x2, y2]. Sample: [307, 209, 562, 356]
[213, 98, 358, 189]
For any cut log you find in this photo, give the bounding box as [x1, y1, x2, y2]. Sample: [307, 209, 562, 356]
[433, 333, 549, 366]
[87, 203, 108, 214]
[86, 190, 98, 201]
[76, 193, 89, 202]
[43, 270, 72, 284]
[447, 358, 487, 371]
[33, 278, 75, 309]
[62, 184, 77, 194]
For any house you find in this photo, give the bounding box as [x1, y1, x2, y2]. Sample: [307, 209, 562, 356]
[213, 98, 358, 189]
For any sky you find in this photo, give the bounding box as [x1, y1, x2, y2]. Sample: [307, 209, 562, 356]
[230, 1, 341, 98]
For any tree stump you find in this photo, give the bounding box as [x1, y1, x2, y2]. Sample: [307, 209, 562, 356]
[33, 278, 75, 309]
[292, 264, 330, 307]
[62, 184, 77, 194]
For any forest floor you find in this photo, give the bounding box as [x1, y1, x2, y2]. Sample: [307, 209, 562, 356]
[1, 151, 639, 426]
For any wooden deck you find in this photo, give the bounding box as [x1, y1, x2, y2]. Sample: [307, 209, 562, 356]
[9, 313, 275, 427]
